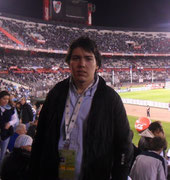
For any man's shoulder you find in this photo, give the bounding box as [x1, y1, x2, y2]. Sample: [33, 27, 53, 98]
[49, 78, 69, 94]
[46, 78, 69, 101]
[98, 76, 120, 98]
[24, 103, 32, 109]
[140, 151, 165, 162]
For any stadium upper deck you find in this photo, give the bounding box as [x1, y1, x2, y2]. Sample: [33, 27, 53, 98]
[1, 13, 170, 55]
[0, 13, 170, 97]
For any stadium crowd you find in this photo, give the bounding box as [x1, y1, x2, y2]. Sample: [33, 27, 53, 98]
[1, 13, 170, 54]
[0, 90, 169, 179]
[0, 14, 170, 98]
[0, 12, 170, 180]
[0, 52, 170, 97]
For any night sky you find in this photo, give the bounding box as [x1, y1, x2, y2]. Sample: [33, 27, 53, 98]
[0, 0, 170, 30]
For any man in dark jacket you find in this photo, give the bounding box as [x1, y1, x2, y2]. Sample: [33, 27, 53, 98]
[29, 37, 133, 180]
[19, 97, 33, 130]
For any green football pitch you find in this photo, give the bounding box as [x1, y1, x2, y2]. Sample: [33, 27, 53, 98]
[118, 88, 170, 150]
[119, 89, 170, 103]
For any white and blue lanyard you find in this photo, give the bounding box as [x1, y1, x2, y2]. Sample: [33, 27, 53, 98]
[64, 93, 84, 149]
[63, 81, 94, 149]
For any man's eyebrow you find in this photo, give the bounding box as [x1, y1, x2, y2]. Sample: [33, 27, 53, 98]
[85, 55, 93, 57]
[71, 55, 93, 57]
[71, 55, 80, 57]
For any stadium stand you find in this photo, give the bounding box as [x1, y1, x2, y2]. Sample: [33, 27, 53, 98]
[0, 13, 170, 98]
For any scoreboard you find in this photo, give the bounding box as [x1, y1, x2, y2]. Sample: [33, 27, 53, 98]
[43, 0, 91, 25]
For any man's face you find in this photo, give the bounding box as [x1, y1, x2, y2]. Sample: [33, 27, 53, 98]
[20, 98, 26, 105]
[154, 130, 164, 138]
[69, 47, 98, 86]
[0, 95, 10, 106]
[22, 126, 27, 134]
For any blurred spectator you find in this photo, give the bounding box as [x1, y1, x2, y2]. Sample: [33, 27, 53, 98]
[16, 102, 21, 120]
[0, 91, 17, 166]
[129, 130, 141, 170]
[130, 136, 168, 180]
[167, 149, 170, 180]
[1, 134, 33, 180]
[138, 121, 166, 156]
[7, 123, 27, 152]
[9, 95, 20, 130]
[19, 97, 33, 130]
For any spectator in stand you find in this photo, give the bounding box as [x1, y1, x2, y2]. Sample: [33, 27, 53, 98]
[29, 37, 133, 180]
[31, 104, 37, 122]
[167, 149, 170, 180]
[27, 119, 38, 139]
[9, 95, 20, 130]
[1, 134, 33, 180]
[130, 136, 168, 180]
[129, 129, 141, 170]
[19, 97, 33, 130]
[7, 123, 27, 152]
[16, 102, 21, 120]
[36, 103, 43, 120]
[138, 121, 166, 157]
[26, 104, 42, 138]
[0, 91, 17, 166]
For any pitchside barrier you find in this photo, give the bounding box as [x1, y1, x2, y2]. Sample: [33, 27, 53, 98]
[122, 98, 169, 109]
[165, 78, 170, 89]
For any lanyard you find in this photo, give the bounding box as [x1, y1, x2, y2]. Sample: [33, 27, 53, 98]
[63, 76, 98, 149]
[64, 92, 84, 148]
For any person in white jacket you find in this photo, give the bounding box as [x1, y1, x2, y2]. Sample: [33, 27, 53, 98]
[0, 91, 18, 166]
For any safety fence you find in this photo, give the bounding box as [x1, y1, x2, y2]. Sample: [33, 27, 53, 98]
[122, 98, 169, 109]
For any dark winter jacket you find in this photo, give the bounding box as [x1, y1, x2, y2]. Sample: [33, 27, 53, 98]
[1, 148, 30, 180]
[0, 107, 14, 140]
[29, 76, 133, 180]
[20, 103, 33, 124]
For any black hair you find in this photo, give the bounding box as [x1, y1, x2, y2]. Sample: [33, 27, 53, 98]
[149, 136, 167, 151]
[65, 36, 102, 68]
[148, 121, 164, 133]
[0, 90, 10, 99]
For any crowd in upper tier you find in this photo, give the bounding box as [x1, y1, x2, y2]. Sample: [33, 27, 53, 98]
[1, 13, 170, 54]
[0, 13, 170, 97]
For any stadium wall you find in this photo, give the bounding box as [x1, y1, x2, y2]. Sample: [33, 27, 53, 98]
[122, 98, 168, 109]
